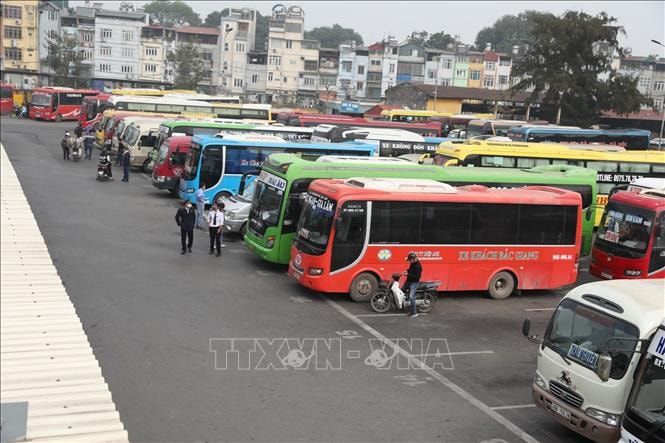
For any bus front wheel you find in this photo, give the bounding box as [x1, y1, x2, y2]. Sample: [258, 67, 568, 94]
[55, 114, 63, 122]
[349, 272, 378, 303]
[488, 271, 515, 300]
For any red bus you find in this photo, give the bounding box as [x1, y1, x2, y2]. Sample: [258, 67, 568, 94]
[591, 189, 665, 280]
[79, 93, 111, 129]
[285, 113, 443, 137]
[29, 87, 100, 121]
[151, 135, 192, 195]
[289, 178, 581, 301]
[0, 83, 13, 114]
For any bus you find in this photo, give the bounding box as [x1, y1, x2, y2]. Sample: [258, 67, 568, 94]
[591, 188, 665, 280]
[522, 279, 665, 443]
[119, 117, 167, 171]
[29, 87, 100, 121]
[0, 83, 13, 114]
[245, 157, 597, 265]
[433, 140, 665, 225]
[289, 178, 581, 301]
[285, 114, 443, 137]
[97, 110, 175, 148]
[620, 319, 665, 443]
[179, 135, 379, 205]
[431, 114, 493, 137]
[507, 126, 652, 151]
[379, 109, 452, 122]
[79, 93, 111, 129]
[152, 135, 193, 195]
[162, 93, 241, 104]
[110, 88, 168, 96]
[466, 119, 549, 138]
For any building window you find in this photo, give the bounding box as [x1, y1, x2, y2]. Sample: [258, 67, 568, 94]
[653, 98, 663, 111]
[251, 74, 259, 83]
[4, 47, 22, 61]
[202, 50, 213, 61]
[389, 63, 395, 73]
[98, 63, 111, 72]
[485, 62, 496, 71]
[145, 64, 157, 73]
[341, 61, 353, 72]
[267, 72, 273, 81]
[370, 59, 381, 66]
[411, 49, 418, 57]
[356, 81, 364, 91]
[441, 59, 452, 69]
[145, 47, 158, 57]
[654, 81, 665, 92]
[82, 50, 93, 60]
[222, 61, 228, 71]
[498, 75, 508, 85]
[483, 77, 494, 87]
[202, 70, 212, 80]
[270, 38, 283, 48]
[283, 77, 288, 83]
[470, 70, 481, 80]
[357, 65, 365, 75]
[47, 29, 59, 39]
[427, 70, 436, 79]
[499, 59, 511, 66]
[99, 46, 112, 56]
[455, 69, 466, 78]
[101, 28, 112, 39]
[122, 31, 134, 41]
[235, 42, 245, 52]
[269, 55, 281, 66]
[286, 40, 293, 49]
[121, 65, 133, 74]
[638, 77, 651, 88]
[81, 31, 93, 43]
[456, 55, 468, 63]
[233, 78, 243, 87]
[441, 78, 451, 86]
[4, 26, 22, 39]
[48, 9, 57, 20]
[3, 5, 22, 19]
[121, 48, 134, 58]
[303, 77, 315, 86]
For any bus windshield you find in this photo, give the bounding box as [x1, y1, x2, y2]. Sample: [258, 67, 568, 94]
[628, 352, 665, 433]
[124, 126, 140, 146]
[248, 179, 283, 236]
[31, 93, 51, 107]
[295, 192, 337, 254]
[596, 201, 654, 257]
[544, 299, 639, 379]
[183, 144, 202, 180]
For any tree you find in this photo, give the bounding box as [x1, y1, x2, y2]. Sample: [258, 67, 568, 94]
[143, 0, 201, 27]
[167, 43, 203, 90]
[426, 31, 456, 50]
[45, 33, 86, 88]
[511, 11, 647, 126]
[304, 24, 363, 48]
[204, 8, 229, 27]
[474, 11, 540, 53]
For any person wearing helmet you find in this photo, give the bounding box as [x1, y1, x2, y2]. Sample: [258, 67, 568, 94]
[61, 131, 71, 160]
[404, 252, 422, 318]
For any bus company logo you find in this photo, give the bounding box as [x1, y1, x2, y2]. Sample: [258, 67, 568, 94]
[377, 249, 392, 261]
[294, 253, 302, 267]
[557, 370, 572, 387]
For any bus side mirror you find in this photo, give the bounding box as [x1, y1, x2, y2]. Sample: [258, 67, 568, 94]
[444, 159, 459, 167]
[596, 353, 612, 382]
[585, 208, 592, 222]
[522, 318, 543, 344]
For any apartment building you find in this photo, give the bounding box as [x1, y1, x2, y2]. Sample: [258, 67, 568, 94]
[381, 38, 399, 98]
[366, 43, 383, 99]
[139, 24, 174, 87]
[396, 41, 425, 84]
[37, 1, 61, 81]
[352, 46, 368, 99]
[1, 0, 39, 88]
[297, 39, 319, 107]
[59, 6, 95, 85]
[336, 42, 356, 100]
[93, 9, 147, 87]
[245, 51, 267, 103]
[220, 8, 257, 95]
[174, 26, 219, 93]
[616, 55, 665, 111]
[318, 47, 339, 101]
[467, 52, 484, 88]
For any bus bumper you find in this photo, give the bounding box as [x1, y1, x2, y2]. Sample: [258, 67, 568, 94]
[532, 383, 620, 443]
[224, 218, 246, 234]
[152, 175, 178, 191]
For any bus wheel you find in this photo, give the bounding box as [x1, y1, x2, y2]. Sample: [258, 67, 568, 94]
[488, 271, 515, 300]
[349, 273, 378, 302]
[142, 159, 152, 173]
[214, 191, 231, 206]
[55, 114, 62, 122]
[168, 187, 178, 197]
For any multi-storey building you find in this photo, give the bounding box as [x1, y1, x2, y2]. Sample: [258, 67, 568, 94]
[396, 41, 425, 84]
[297, 39, 320, 107]
[467, 52, 484, 88]
[37, 1, 61, 83]
[139, 24, 174, 87]
[615, 55, 665, 111]
[381, 38, 399, 98]
[245, 51, 267, 103]
[317, 47, 339, 101]
[220, 8, 257, 95]
[452, 48, 469, 88]
[175, 26, 220, 93]
[495, 53, 512, 90]
[1, 0, 39, 88]
[366, 43, 383, 99]
[352, 46, 368, 99]
[336, 42, 356, 100]
[59, 6, 95, 85]
[93, 9, 147, 88]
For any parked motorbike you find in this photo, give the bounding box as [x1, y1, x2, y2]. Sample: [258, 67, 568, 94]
[71, 138, 83, 162]
[370, 273, 439, 314]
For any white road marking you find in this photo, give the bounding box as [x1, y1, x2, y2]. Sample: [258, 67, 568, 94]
[256, 270, 274, 276]
[356, 313, 415, 317]
[524, 308, 556, 312]
[412, 350, 495, 357]
[326, 299, 539, 443]
[491, 404, 536, 411]
[141, 173, 151, 181]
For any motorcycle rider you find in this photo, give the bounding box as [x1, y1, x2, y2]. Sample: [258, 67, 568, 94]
[98, 147, 113, 180]
[404, 252, 422, 318]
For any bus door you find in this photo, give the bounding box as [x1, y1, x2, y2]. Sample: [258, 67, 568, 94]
[331, 201, 368, 273]
[650, 212, 665, 277]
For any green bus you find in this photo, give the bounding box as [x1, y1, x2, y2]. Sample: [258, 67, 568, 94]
[156, 120, 314, 149]
[244, 154, 598, 264]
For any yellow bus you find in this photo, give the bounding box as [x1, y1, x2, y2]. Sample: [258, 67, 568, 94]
[110, 88, 197, 97]
[379, 109, 453, 122]
[434, 140, 665, 225]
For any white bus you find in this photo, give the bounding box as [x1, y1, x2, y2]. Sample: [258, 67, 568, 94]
[162, 93, 241, 104]
[522, 279, 665, 442]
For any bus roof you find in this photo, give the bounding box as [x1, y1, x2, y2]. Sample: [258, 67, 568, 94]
[468, 119, 528, 126]
[561, 279, 665, 337]
[192, 135, 376, 152]
[380, 109, 453, 117]
[508, 126, 651, 136]
[160, 120, 255, 130]
[108, 95, 211, 106]
[33, 87, 99, 94]
[611, 189, 665, 210]
[164, 135, 193, 145]
[436, 140, 665, 162]
[629, 177, 665, 190]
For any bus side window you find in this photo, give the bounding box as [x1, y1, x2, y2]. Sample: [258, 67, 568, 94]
[650, 213, 665, 275]
[620, 162, 650, 173]
[585, 161, 619, 172]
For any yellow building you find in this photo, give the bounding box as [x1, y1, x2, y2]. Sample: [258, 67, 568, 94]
[1, 0, 39, 87]
[467, 53, 484, 89]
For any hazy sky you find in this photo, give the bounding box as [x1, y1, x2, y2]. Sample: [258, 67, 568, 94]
[72, 1, 665, 56]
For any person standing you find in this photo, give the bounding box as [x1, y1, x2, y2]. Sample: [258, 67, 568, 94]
[115, 145, 124, 166]
[84, 131, 94, 160]
[195, 183, 207, 229]
[175, 201, 196, 254]
[74, 123, 83, 138]
[61, 131, 71, 160]
[404, 252, 422, 318]
[121, 147, 130, 182]
[207, 204, 224, 256]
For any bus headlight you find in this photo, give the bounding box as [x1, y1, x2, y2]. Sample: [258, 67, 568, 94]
[266, 236, 275, 248]
[308, 268, 323, 276]
[585, 408, 620, 426]
[534, 373, 547, 390]
[624, 269, 641, 277]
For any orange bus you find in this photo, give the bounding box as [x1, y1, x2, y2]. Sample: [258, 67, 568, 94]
[289, 178, 582, 301]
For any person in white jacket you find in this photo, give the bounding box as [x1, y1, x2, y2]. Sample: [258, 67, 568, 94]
[207, 204, 225, 256]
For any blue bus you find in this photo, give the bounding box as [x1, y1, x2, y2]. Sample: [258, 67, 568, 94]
[179, 135, 378, 205]
[507, 126, 651, 150]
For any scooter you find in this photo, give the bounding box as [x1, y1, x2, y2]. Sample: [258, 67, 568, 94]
[96, 152, 112, 181]
[71, 138, 83, 162]
[370, 273, 439, 314]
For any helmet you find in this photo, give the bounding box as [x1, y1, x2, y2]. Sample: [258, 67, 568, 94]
[64, 131, 71, 136]
[406, 252, 417, 261]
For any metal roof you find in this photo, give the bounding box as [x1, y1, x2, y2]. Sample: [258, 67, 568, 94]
[0, 145, 128, 442]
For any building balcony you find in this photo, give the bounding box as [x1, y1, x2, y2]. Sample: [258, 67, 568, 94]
[368, 65, 382, 73]
[235, 31, 248, 41]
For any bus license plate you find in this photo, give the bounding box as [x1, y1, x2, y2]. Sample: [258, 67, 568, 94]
[600, 272, 613, 280]
[550, 402, 571, 421]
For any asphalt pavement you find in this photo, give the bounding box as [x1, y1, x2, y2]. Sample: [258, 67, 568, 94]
[1, 117, 599, 443]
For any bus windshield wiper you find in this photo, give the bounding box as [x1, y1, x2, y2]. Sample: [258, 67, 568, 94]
[544, 339, 572, 366]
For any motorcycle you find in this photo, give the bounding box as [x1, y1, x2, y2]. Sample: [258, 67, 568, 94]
[370, 273, 439, 314]
[71, 137, 83, 162]
[96, 152, 112, 181]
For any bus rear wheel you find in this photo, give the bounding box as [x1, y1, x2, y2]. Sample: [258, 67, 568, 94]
[55, 114, 63, 122]
[349, 272, 378, 303]
[488, 271, 515, 300]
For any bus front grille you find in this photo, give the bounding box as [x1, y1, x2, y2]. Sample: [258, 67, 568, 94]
[549, 380, 584, 408]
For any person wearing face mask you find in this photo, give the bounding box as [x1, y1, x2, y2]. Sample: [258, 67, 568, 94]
[175, 200, 197, 255]
[207, 203, 224, 257]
